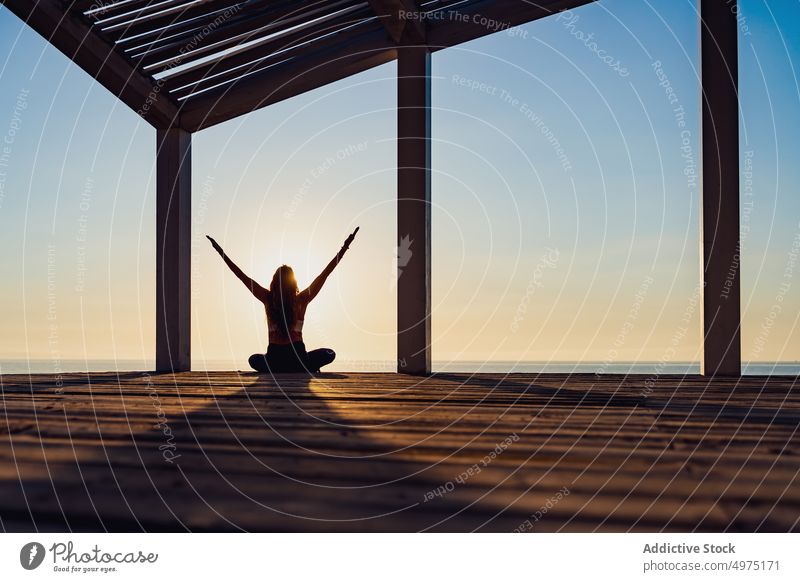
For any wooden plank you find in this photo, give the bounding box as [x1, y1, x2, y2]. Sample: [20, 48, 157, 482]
[155, 128, 192, 371]
[4, 420, 796, 474]
[396, 45, 431, 375]
[700, 0, 741, 376]
[2, 371, 797, 396]
[1, 0, 179, 128]
[3, 437, 796, 508]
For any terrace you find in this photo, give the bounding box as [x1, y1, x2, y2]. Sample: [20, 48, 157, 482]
[1, 0, 797, 532]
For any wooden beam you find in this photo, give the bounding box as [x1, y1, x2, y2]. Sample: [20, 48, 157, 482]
[179, 28, 395, 132]
[1, 0, 179, 129]
[426, 0, 596, 50]
[156, 128, 192, 372]
[700, 0, 741, 376]
[367, 0, 425, 43]
[178, 0, 601, 130]
[396, 45, 431, 375]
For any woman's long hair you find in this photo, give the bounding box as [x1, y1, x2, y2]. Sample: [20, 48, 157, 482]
[267, 265, 299, 337]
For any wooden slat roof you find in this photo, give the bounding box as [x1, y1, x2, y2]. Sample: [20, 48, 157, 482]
[2, 0, 596, 131]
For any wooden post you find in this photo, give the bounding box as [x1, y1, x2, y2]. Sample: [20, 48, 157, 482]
[397, 45, 432, 375]
[700, 0, 741, 376]
[156, 128, 192, 372]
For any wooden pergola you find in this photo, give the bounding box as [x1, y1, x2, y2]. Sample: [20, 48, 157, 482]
[3, 0, 742, 376]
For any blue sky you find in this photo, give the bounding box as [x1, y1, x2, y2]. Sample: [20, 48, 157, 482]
[0, 0, 798, 370]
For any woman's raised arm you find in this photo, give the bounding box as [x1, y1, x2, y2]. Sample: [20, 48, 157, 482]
[301, 227, 359, 302]
[207, 235, 268, 301]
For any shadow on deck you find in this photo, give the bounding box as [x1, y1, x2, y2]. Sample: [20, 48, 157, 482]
[0, 371, 798, 532]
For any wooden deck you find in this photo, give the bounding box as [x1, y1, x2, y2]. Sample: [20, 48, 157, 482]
[1, 371, 798, 532]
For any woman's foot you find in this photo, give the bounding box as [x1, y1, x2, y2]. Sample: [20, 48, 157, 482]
[306, 348, 335, 373]
[248, 353, 270, 373]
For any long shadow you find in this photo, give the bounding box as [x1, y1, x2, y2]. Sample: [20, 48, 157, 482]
[1, 370, 551, 532]
[1, 371, 798, 532]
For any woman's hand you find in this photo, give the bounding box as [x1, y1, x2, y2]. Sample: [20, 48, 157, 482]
[206, 235, 223, 256]
[342, 227, 359, 251]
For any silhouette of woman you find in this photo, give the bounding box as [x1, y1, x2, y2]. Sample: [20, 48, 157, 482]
[206, 228, 359, 373]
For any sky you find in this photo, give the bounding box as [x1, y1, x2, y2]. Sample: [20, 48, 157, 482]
[0, 0, 798, 371]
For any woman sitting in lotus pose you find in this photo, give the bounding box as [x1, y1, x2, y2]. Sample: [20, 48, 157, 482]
[206, 227, 359, 373]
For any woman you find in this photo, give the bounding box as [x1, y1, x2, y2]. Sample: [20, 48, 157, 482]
[206, 227, 359, 373]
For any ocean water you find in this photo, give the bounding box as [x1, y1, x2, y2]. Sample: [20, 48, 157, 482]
[1, 359, 798, 376]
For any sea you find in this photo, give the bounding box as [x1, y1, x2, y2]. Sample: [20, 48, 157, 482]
[1, 359, 798, 376]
